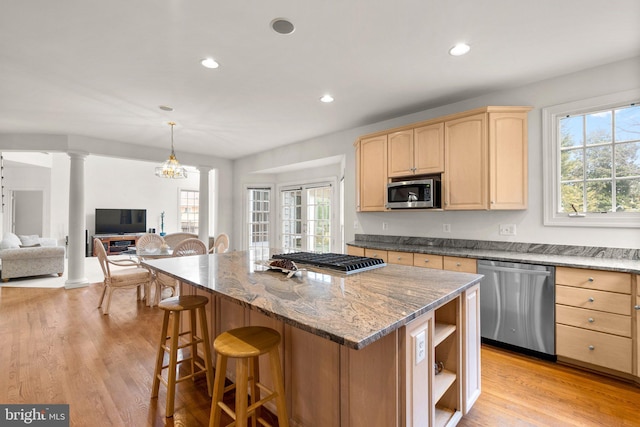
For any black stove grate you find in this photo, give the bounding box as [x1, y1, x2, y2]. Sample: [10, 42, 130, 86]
[272, 252, 386, 274]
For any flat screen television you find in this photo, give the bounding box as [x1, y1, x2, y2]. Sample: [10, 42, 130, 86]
[95, 208, 147, 235]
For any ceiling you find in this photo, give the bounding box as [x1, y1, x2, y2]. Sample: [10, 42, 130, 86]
[1, 1, 639, 160]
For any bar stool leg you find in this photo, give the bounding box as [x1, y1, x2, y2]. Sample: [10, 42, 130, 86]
[210, 354, 228, 427]
[152, 310, 171, 398]
[189, 308, 198, 377]
[268, 346, 290, 427]
[165, 311, 181, 417]
[249, 356, 260, 427]
[235, 357, 249, 427]
[198, 306, 214, 396]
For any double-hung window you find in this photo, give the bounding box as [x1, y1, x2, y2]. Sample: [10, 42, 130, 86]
[247, 187, 271, 249]
[179, 189, 199, 233]
[543, 89, 640, 227]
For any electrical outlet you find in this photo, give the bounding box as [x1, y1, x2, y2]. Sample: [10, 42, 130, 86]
[353, 220, 359, 230]
[382, 222, 388, 230]
[415, 331, 426, 364]
[443, 224, 451, 233]
[499, 224, 517, 236]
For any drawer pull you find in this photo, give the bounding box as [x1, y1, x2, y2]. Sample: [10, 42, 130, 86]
[456, 263, 461, 267]
[588, 297, 594, 303]
[588, 345, 595, 351]
[397, 257, 401, 261]
[587, 277, 594, 282]
[424, 259, 429, 263]
[588, 318, 594, 323]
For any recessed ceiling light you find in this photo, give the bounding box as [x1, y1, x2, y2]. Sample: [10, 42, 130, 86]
[449, 43, 471, 56]
[159, 105, 174, 112]
[201, 58, 220, 69]
[320, 94, 334, 103]
[271, 18, 295, 35]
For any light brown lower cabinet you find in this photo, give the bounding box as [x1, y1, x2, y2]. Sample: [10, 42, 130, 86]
[555, 266, 634, 377]
[364, 247, 388, 262]
[388, 250, 413, 266]
[346, 245, 365, 257]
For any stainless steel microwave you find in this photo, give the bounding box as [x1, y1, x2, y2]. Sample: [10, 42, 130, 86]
[386, 178, 441, 209]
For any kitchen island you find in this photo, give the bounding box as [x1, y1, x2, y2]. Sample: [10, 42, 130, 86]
[142, 249, 483, 427]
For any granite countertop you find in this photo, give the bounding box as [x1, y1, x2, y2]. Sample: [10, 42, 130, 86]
[349, 235, 640, 274]
[142, 249, 482, 350]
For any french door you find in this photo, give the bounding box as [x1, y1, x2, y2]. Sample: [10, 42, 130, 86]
[280, 183, 332, 253]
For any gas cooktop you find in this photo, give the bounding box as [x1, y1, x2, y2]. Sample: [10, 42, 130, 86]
[272, 252, 386, 274]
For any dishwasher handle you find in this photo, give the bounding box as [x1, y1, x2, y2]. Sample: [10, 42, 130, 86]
[478, 264, 552, 276]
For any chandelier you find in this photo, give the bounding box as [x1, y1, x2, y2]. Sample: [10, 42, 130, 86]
[155, 121, 187, 179]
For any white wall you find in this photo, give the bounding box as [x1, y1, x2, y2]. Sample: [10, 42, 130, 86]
[233, 57, 640, 250]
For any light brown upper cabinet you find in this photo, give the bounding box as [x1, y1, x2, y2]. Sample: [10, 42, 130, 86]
[356, 106, 531, 212]
[387, 123, 444, 178]
[443, 107, 531, 210]
[357, 134, 388, 211]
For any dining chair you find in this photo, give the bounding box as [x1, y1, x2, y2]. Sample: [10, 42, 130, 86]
[173, 238, 208, 256]
[155, 238, 208, 304]
[208, 233, 229, 254]
[94, 238, 153, 315]
[137, 233, 165, 253]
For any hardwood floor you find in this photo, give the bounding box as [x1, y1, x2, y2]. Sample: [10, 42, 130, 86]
[1, 284, 639, 426]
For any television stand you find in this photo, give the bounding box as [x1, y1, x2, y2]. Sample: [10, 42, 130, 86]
[92, 234, 142, 256]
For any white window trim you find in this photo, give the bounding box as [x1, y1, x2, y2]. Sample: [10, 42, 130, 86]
[243, 183, 274, 251]
[542, 88, 640, 228]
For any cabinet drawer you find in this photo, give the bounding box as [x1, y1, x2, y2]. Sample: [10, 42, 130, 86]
[556, 285, 631, 316]
[387, 251, 413, 266]
[413, 253, 444, 269]
[556, 305, 631, 337]
[364, 248, 388, 262]
[556, 266, 630, 294]
[556, 324, 632, 373]
[443, 256, 476, 273]
[346, 245, 365, 257]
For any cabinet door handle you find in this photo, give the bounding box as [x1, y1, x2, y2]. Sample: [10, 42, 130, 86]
[635, 305, 640, 310]
[588, 317, 594, 323]
[587, 277, 594, 282]
[588, 345, 595, 351]
[588, 297, 594, 302]
[456, 263, 461, 267]
[424, 259, 429, 263]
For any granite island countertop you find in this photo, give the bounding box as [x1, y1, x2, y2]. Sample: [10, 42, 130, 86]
[142, 249, 482, 350]
[349, 234, 640, 274]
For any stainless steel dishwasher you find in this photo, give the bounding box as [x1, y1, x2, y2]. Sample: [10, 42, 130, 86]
[478, 260, 555, 358]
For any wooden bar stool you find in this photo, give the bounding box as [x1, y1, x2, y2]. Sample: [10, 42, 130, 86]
[151, 295, 214, 417]
[209, 326, 289, 427]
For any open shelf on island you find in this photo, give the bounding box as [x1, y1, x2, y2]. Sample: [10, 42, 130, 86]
[433, 369, 456, 403]
[434, 322, 456, 346]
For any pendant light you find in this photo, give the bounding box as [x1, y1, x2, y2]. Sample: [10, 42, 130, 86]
[155, 121, 187, 179]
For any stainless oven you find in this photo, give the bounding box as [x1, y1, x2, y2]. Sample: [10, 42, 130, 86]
[386, 178, 440, 209]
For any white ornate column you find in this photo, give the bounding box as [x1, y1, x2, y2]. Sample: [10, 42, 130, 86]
[197, 165, 211, 246]
[65, 151, 89, 288]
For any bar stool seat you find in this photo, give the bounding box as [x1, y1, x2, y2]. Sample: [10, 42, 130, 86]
[152, 295, 214, 417]
[209, 326, 289, 427]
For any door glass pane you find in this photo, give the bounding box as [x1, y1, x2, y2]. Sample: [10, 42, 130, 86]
[280, 184, 332, 253]
[281, 189, 302, 251]
[306, 186, 331, 253]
